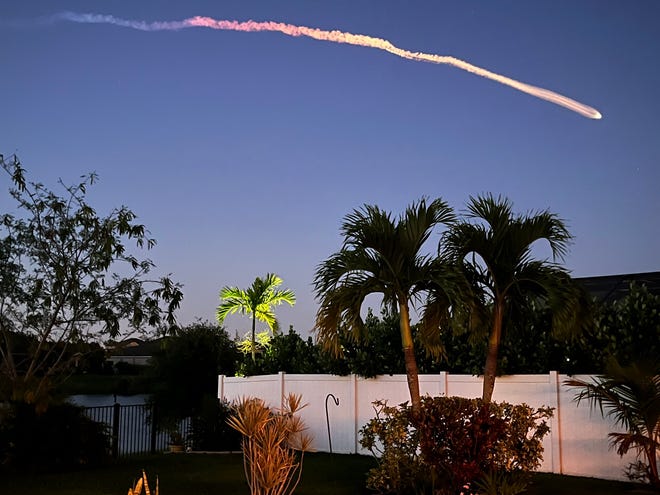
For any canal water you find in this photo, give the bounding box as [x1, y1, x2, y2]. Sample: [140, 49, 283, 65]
[68, 394, 149, 407]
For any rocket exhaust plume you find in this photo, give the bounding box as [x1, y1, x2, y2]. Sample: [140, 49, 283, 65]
[55, 12, 602, 120]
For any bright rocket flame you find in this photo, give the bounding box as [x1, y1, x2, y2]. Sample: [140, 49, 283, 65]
[55, 12, 602, 120]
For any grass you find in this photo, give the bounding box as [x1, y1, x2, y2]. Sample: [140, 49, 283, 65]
[0, 453, 655, 495]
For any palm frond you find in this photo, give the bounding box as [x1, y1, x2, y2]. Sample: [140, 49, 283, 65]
[565, 357, 660, 458]
[313, 197, 455, 367]
[217, 274, 295, 345]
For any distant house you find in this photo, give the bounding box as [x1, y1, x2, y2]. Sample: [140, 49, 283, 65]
[107, 338, 164, 366]
[574, 271, 660, 302]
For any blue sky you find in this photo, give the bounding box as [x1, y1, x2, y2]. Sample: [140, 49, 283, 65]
[2, 1, 658, 337]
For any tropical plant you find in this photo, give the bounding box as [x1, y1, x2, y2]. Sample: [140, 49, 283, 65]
[565, 358, 660, 487]
[472, 470, 530, 495]
[0, 154, 182, 411]
[228, 393, 313, 495]
[442, 193, 589, 402]
[217, 274, 295, 362]
[313, 198, 456, 418]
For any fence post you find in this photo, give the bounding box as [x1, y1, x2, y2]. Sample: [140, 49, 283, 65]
[111, 403, 121, 459]
[150, 403, 158, 454]
[279, 371, 286, 410]
[549, 371, 563, 474]
[352, 374, 358, 454]
[218, 374, 225, 401]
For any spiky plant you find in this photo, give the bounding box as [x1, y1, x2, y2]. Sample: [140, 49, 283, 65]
[228, 393, 313, 495]
[127, 470, 159, 495]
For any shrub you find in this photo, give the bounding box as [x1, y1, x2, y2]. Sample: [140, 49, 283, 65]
[187, 396, 241, 452]
[359, 400, 430, 494]
[0, 402, 110, 471]
[360, 396, 553, 494]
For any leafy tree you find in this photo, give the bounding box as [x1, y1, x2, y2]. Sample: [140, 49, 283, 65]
[0, 154, 182, 410]
[313, 198, 456, 418]
[333, 309, 407, 378]
[570, 283, 660, 373]
[566, 357, 660, 487]
[236, 326, 337, 376]
[148, 321, 238, 430]
[258, 326, 322, 374]
[217, 274, 296, 362]
[325, 309, 444, 378]
[442, 194, 589, 402]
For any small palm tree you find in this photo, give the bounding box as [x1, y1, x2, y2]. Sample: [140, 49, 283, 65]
[565, 358, 660, 487]
[443, 194, 589, 402]
[217, 274, 296, 362]
[313, 198, 456, 418]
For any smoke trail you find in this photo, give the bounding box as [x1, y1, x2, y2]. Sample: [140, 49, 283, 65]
[55, 12, 601, 119]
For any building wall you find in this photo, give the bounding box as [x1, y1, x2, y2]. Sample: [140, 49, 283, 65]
[218, 372, 635, 482]
[107, 355, 151, 366]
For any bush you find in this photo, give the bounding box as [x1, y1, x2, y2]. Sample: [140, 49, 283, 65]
[418, 397, 552, 493]
[360, 396, 553, 494]
[0, 402, 110, 471]
[187, 397, 241, 452]
[359, 400, 430, 494]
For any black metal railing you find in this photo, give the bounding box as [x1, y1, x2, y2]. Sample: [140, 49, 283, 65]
[83, 403, 190, 458]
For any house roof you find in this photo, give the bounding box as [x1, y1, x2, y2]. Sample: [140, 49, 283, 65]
[108, 337, 165, 357]
[574, 271, 660, 302]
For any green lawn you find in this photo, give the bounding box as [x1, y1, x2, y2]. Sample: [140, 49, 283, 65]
[0, 453, 654, 495]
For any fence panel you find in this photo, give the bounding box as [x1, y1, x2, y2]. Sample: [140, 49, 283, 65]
[83, 403, 190, 458]
[219, 371, 635, 482]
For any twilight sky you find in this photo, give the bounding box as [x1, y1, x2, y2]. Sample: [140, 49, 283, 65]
[2, 0, 659, 338]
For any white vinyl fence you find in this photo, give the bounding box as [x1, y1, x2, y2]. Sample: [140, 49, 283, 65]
[218, 372, 635, 482]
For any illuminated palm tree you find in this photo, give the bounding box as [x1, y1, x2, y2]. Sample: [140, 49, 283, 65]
[313, 198, 456, 418]
[217, 274, 296, 362]
[443, 194, 588, 402]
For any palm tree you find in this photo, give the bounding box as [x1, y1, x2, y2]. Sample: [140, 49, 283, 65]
[313, 198, 456, 418]
[565, 358, 660, 487]
[443, 194, 588, 402]
[217, 274, 296, 362]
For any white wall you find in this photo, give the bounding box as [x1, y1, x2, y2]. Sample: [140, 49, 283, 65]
[219, 372, 635, 481]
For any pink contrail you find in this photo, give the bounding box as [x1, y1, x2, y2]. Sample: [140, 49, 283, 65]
[56, 12, 602, 120]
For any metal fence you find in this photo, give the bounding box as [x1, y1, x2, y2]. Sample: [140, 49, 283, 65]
[83, 403, 190, 458]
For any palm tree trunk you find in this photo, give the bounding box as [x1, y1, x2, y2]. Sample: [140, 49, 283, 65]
[398, 300, 421, 420]
[648, 442, 659, 488]
[482, 300, 504, 403]
[251, 315, 256, 363]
